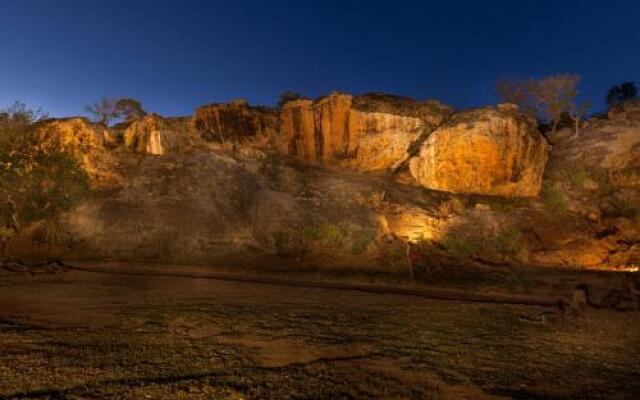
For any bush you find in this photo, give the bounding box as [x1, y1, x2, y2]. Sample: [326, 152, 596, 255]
[603, 197, 637, 219]
[541, 183, 569, 213]
[318, 223, 347, 248]
[567, 167, 589, 187]
[494, 229, 523, 256]
[0, 103, 91, 254]
[350, 230, 377, 255]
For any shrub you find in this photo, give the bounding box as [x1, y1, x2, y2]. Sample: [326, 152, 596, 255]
[350, 230, 377, 255]
[441, 235, 485, 261]
[567, 167, 589, 187]
[603, 197, 637, 219]
[541, 183, 569, 213]
[0, 103, 91, 255]
[495, 229, 523, 256]
[318, 223, 347, 248]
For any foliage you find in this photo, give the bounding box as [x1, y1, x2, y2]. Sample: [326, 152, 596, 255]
[0, 103, 91, 256]
[567, 167, 589, 187]
[494, 229, 523, 256]
[86, 96, 146, 126]
[603, 196, 637, 219]
[115, 98, 147, 122]
[0, 101, 48, 145]
[318, 223, 347, 247]
[441, 235, 485, 261]
[441, 227, 524, 262]
[278, 91, 308, 108]
[541, 183, 569, 213]
[350, 230, 377, 255]
[606, 82, 637, 107]
[374, 238, 407, 268]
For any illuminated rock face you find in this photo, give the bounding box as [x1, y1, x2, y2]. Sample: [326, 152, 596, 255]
[193, 100, 279, 143]
[35, 117, 114, 149]
[408, 105, 549, 197]
[123, 114, 193, 155]
[552, 99, 640, 172]
[278, 93, 453, 171]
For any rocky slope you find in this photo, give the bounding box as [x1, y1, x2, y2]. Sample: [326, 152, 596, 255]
[9, 93, 640, 273]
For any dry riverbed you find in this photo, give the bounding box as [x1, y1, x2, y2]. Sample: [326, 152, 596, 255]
[0, 265, 639, 399]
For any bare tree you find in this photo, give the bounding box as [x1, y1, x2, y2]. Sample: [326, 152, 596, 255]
[496, 74, 583, 136]
[86, 97, 117, 125]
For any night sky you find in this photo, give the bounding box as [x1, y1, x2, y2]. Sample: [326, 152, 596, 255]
[1, 0, 639, 117]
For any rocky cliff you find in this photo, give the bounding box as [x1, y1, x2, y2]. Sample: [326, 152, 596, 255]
[9, 93, 639, 273]
[194, 99, 278, 144]
[278, 93, 453, 172]
[408, 104, 549, 197]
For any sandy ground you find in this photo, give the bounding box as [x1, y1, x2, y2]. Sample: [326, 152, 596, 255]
[0, 266, 639, 399]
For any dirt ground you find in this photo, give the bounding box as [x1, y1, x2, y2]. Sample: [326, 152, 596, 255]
[0, 265, 639, 399]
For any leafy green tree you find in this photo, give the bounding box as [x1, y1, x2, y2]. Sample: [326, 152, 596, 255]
[0, 103, 90, 257]
[606, 82, 637, 107]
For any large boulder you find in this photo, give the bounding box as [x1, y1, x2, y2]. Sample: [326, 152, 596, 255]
[278, 92, 453, 171]
[551, 100, 640, 172]
[408, 104, 549, 197]
[193, 99, 279, 143]
[123, 114, 194, 155]
[34, 117, 114, 149]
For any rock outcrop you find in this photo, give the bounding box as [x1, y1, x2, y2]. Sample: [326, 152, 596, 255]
[551, 100, 640, 172]
[193, 99, 279, 143]
[123, 114, 194, 155]
[278, 93, 453, 171]
[34, 117, 115, 149]
[408, 104, 549, 197]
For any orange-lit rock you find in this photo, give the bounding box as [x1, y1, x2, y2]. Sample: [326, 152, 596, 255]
[408, 105, 549, 197]
[123, 114, 194, 155]
[194, 99, 279, 143]
[278, 92, 453, 171]
[34, 117, 114, 149]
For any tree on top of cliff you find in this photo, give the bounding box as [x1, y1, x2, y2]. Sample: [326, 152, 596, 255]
[606, 82, 637, 107]
[496, 74, 584, 136]
[0, 103, 90, 257]
[278, 91, 308, 108]
[86, 97, 146, 126]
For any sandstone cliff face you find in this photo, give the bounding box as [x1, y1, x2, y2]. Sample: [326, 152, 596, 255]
[194, 100, 279, 143]
[409, 105, 549, 197]
[278, 93, 453, 171]
[12, 93, 640, 273]
[551, 100, 640, 172]
[123, 114, 194, 155]
[34, 117, 114, 150]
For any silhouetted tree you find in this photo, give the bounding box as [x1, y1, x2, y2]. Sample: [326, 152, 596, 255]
[114, 98, 147, 122]
[278, 91, 307, 108]
[606, 82, 637, 107]
[86, 97, 117, 125]
[86, 97, 146, 125]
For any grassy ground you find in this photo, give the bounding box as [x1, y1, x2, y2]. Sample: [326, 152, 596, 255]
[0, 268, 639, 399]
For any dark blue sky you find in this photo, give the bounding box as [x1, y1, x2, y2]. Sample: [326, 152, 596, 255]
[1, 0, 639, 117]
